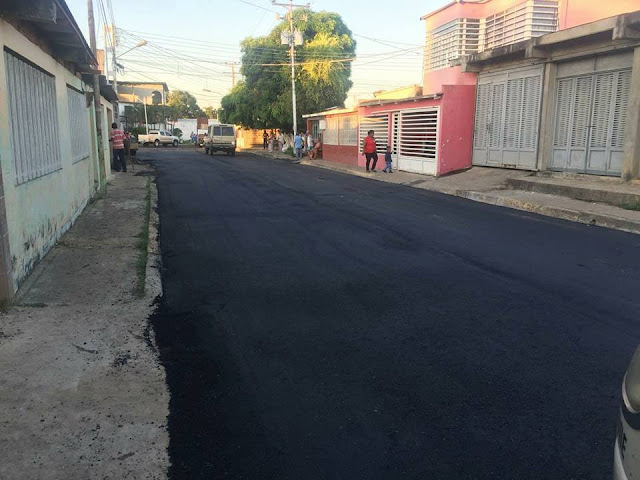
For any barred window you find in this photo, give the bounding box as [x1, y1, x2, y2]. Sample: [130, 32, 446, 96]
[324, 116, 339, 145]
[425, 18, 480, 71]
[4, 48, 62, 184]
[339, 115, 358, 146]
[67, 86, 91, 163]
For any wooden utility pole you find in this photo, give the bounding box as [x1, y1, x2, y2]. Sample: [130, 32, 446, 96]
[226, 62, 236, 88]
[88, 0, 107, 194]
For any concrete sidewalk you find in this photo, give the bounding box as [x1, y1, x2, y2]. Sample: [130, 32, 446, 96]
[299, 158, 640, 235]
[0, 167, 168, 479]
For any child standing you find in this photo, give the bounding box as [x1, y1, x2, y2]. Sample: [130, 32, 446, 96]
[382, 145, 393, 173]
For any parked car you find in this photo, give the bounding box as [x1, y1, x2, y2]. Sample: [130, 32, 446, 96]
[204, 124, 236, 156]
[614, 345, 640, 480]
[138, 130, 179, 147]
[128, 134, 138, 156]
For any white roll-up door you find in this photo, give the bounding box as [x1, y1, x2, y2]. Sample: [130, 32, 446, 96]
[397, 108, 439, 175]
[551, 69, 631, 176]
[473, 66, 543, 170]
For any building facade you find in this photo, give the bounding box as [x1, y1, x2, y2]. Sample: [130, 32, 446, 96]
[464, 12, 640, 179]
[422, 0, 640, 93]
[0, 2, 106, 298]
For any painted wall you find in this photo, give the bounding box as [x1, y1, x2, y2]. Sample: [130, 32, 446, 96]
[424, 66, 478, 95]
[422, 0, 640, 94]
[0, 20, 97, 290]
[438, 85, 476, 175]
[323, 144, 359, 166]
[559, 0, 640, 29]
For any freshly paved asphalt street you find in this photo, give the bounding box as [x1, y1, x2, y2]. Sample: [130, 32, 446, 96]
[145, 147, 640, 479]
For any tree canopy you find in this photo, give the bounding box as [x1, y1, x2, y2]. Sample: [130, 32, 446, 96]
[166, 90, 205, 120]
[203, 106, 219, 119]
[220, 9, 355, 131]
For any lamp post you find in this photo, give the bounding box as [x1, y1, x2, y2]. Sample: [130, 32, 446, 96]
[272, 0, 309, 134]
[117, 39, 148, 59]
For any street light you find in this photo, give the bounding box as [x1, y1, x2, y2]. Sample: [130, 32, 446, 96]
[117, 39, 147, 59]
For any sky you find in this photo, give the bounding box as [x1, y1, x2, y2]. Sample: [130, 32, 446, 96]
[66, 0, 451, 108]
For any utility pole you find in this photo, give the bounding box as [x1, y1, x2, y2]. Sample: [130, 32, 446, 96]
[225, 62, 237, 88]
[272, 0, 309, 134]
[88, 0, 106, 194]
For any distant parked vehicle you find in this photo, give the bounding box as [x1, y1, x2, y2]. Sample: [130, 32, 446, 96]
[138, 130, 179, 147]
[204, 124, 236, 156]
[614, 345, 640, 480]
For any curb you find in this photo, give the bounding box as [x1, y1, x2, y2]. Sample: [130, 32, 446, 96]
[299, 160, 640, 235]
[145, 179, 162, 300]
[456, 190, 640, 235]
[243, 149, 298, 162]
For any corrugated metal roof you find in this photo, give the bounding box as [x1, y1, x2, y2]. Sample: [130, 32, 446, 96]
[0, 0, 97, 72]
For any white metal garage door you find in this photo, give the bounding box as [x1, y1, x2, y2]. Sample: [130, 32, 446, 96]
[473, 66, 543, 170]
[397, 108, 439, 175]
[550, 69, 631, 176]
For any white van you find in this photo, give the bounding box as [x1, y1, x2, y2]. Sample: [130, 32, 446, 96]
[204, 124, 236, 156]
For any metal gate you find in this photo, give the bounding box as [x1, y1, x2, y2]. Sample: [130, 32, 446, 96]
[391, 112, 399, 164]
[359, 114, 389, 153]
[473, 66, 543, 169]
[551, 69, 631, 176]
[397, 108, 439, 175]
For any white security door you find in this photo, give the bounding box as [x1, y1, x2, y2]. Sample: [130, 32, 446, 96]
[473, 66, 543, 169]
[551, 69, 631, 176]
[397, 108, 439, 175]
[391, 112, 399, 164]
[359, 114, 389, 153]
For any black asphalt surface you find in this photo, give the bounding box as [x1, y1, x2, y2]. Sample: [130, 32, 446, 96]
[145, 147, 640, 479]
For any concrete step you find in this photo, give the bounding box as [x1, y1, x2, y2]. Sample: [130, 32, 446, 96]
[506, 176, 640, 206]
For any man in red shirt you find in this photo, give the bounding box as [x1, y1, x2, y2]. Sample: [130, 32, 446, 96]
[362, 129, 378, 173]
[110, 122, 127, 172]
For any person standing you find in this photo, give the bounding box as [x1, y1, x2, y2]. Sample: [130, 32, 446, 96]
[382, 145, 393, 173]
[294, 132, 304, 159]
[263, 130, 268, 149]
[362, 129, 378, 172]
[306, 131, 313, 156]
[109, 122, 126, 172]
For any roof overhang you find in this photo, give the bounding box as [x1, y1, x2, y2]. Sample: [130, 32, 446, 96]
[302, 106, 357, 119]
[462, 10, 640, 71]
[358, 93, 442, 107]
[80, 73, 118, 102]
[0, 0, 97, 73]
[117, 81, 170, 92]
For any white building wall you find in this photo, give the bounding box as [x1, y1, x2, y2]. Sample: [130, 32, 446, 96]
[0, 19, 98, 290]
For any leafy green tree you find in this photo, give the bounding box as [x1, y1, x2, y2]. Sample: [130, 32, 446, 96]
[167, 90, 205, 120]
[203, 106, 219, 119]
[220, 9, 355, 131]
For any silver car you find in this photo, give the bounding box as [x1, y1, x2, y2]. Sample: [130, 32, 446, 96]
[614, 346, 640, 480]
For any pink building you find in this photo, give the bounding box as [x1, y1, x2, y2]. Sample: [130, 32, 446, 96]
[306, 0, 640, 177]
[422, 0, 640, 93]
[305, 85, 476, 176]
